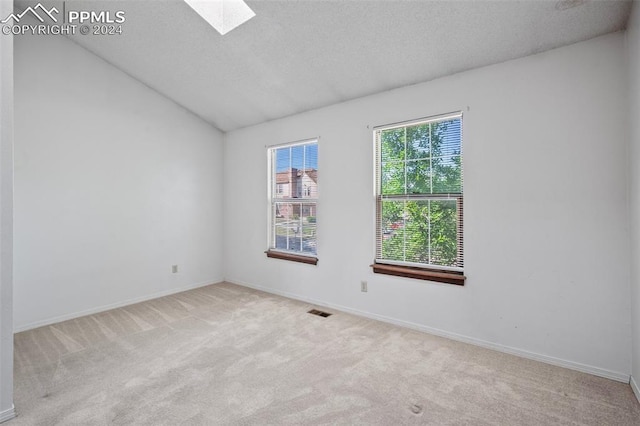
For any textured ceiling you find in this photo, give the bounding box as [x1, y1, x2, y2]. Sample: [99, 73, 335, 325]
[15, 0, 632, 132]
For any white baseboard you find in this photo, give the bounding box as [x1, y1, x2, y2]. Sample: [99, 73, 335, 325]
[14, 279, 224, 333]
[631, 376, 640, 404]
[0, 405, 15, 423]
[227, 278, 630, 384]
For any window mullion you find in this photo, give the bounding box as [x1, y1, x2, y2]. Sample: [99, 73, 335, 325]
[403, 127, 407, 262]
[427, 199, 431, 265]
[429, 122, 433, 195]
[403, 200, 407, 262]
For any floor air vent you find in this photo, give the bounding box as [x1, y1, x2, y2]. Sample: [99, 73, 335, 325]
[308, 309, 332, 318]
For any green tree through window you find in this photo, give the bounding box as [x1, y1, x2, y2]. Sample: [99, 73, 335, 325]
[376, 114, 463, 269]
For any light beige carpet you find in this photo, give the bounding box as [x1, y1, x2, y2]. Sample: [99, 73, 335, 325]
[10, 282, 640, 425]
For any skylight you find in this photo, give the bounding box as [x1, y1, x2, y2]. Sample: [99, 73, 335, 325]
[184, 0, 255, 35]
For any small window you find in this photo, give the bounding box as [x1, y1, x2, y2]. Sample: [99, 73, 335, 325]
[267, 139, 318, 264]
[373, 113, 464, 285]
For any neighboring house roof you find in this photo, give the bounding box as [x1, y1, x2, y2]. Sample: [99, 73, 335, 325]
[275, 171, 291, 184]
[303, 169, 317, 183]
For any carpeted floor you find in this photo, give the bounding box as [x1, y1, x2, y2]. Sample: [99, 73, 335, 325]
[10, 282, 640, 425]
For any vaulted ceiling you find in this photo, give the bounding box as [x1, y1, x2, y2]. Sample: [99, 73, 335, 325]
[15, 0, 633, 132]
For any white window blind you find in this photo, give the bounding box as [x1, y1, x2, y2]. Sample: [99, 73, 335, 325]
[375, 113, 463, 271]
[268, 140, 318, 256]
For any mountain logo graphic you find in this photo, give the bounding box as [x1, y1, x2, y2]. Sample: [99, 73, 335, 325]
[1, 3, 59, 24]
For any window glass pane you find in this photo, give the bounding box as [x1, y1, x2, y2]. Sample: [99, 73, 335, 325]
[380, 200, 405, 261]
[381, 161, 405, 195]
[431, 118, 462, 194]
[431, 154, 461, 193]
[301, 203, 317, 254]
[274, 169, 291, 198]
[290, 145, 304, 168]
[274, 202, 292, 251]
[290, 146, 304, 198]
[381, 128, 405, 163]
[428, 199, 459, 267]
[405, 159, 431, 194]
[404, 200, 429, 264]
[431, 118, 462, 158]
[275, 147, 290, 173]
[304, 144, 318, 171]
[274, 202, 303, 251]
[406, 123, 431, 160]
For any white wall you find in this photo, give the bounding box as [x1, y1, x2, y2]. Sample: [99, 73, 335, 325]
[627, 0, 640, 400]
[225, 33, 631, 381]
[14, 26, 224, 330]
[0, 0, 14, 420]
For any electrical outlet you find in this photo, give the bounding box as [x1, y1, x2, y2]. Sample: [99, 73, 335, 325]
[361, 281, 368, 292]
[172, 265, 178, 273]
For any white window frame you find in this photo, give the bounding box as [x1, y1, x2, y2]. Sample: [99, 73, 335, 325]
[267, 138, 318, 259]
[373, 112, 463, 273]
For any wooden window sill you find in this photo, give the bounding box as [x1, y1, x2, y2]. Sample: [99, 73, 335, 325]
[371, 263, 465, 286]
[266, 250, 318, 265]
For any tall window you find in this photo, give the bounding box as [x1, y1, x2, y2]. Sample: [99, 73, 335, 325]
[373, 113, 464, 284]
[267, 139, 318, 264]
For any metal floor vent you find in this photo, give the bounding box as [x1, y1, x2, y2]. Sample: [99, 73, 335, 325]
[308, 309, 332, 318]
